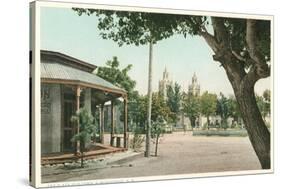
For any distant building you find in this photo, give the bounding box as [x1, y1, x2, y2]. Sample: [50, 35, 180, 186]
[158, 67, 172, 100]
[188, 73, 200, 96]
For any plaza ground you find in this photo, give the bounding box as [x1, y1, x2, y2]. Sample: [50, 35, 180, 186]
[42, 131, 261, 183]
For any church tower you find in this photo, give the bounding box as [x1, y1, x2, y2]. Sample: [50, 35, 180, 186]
[159, 67, 172, 100]
[188, 73, 200, 96]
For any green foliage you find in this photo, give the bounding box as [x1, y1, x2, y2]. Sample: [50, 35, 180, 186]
[97, 56, 136, 98]
[127, 90, 146, 130]
[129, 123, 145, 152]
[151, 116, 166, 139]
[131, 94, 147, 128]
[182, 93, 201, 128]
[166, 83, 182, 125]
[72, 7, 271, 166]
[263, 89, 271, 103]
[71, 107, 96, 168]
[71, 108, 96, 149]
[151, 116, 166, 156]
[200, 91, 217, 121]
[215, 93, 244, 129]
[216, 93, 230, 120]
[256, 90, 271, 118]
[151, 93, 171, 122]
[130, 93, 171, 129]
[73, 8, 270, 62]
[96, 56, 141, 130]
[227, 95, 241, 120]
[73, 8, 205, 45]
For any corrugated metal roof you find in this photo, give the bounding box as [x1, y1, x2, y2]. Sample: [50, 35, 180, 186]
[41, 62, 126, 94]
[41, 50, 97, 72]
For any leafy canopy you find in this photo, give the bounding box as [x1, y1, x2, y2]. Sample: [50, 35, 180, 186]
[151, 116, 166, 139]
[182, 93, 200, 119]
[200, 91, 217, 118]
[73, 8, 270, 62]
[135, 93, 171, 125]
[97, 56, 136, 98]
[73, 8, 206, 45]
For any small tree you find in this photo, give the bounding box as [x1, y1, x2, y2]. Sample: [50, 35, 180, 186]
[216, 93, 230, 130]
[256, 91, 270, 120]
[200, 91, 217, 129]
[130, 123, 145, 152]
[262, 89, 271, 118]
[151, 116, 166, 156]
[71, 108, 96, 168]
[182, 93, 201, 129]
[227, 95, 241, 123]
[166, 83, 182, 127]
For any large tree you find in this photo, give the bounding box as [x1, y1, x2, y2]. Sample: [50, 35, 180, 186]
[97, 56, 136, 98]
[73, 8, 271, 168]
[96, 57, 143, 132]
[200, 91, 217, 129]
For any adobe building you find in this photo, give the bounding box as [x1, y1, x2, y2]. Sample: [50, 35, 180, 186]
[40, 50, 128, 156]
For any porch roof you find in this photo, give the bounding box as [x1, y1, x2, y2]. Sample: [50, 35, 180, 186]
[41, 62, 126, 96]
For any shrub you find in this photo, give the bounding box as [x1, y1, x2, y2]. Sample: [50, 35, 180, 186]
[130, 124, 145, 152]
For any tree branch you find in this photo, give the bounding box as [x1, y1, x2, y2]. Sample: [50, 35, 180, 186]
[231, 50, 246, 62]
[211, 17, 230, 48]
[246, 19, 270, 80]
[246, 19, 266, 65]
[198, 30, 219, 53]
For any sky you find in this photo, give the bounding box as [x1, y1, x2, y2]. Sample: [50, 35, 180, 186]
[40, 6, 271, 96]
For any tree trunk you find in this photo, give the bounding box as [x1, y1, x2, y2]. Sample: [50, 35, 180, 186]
[190, 117, 196, 129]
[222, 59, 271, 169]
[80, 142, 85, 168]
[145, 42, 153, 157]
[207, 116, 210, 130]
[199, 17, 271, 169]
[234, 83, 270, 169]
[221, 56, 270, 168]
[222, 118, 227, 130]
[81, 152, 84, 168]
[155, 135, 159, 156]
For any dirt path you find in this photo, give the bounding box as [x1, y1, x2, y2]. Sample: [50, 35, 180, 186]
[42, 132, 261, 183]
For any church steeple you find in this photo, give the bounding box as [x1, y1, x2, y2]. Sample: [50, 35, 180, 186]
[159, 66, 172, 100]
[163, 66, 169, 79]
[188, 72, 200, 96]
[192, 72, 197, 83]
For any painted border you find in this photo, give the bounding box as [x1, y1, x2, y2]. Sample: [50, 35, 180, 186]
[31, 0, 274, 188]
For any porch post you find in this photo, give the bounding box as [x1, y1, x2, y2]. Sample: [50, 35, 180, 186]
[99, 103, 105, 144]
[123, 97, 128, 149]
[76, 85, 81, 154]
[110, 100, 115, 146]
